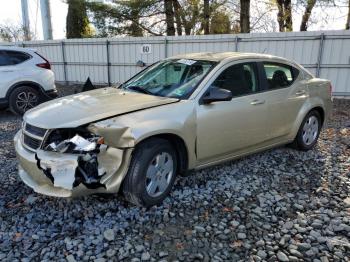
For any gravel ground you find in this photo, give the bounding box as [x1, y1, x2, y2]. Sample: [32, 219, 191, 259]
[0, 93, 349, 262]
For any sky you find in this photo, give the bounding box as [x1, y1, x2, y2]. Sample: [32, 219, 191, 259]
[0, 0, 348, 41]
[0, 0, 68, 40]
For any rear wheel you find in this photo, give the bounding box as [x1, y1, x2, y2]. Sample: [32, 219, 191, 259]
[122, 138, 177, 207]
[9, 86, 40, 115]
[291, 110, 322, 151]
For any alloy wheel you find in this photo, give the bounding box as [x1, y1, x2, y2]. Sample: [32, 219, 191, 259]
[15, 91, 38, 112]
[302, 115, 319, 145]
[145, 152, 174, 197]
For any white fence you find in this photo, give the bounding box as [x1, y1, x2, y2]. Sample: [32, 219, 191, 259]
[2, 30, 350, 96]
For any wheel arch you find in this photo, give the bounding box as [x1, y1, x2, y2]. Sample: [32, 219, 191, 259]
[289, 101, 326, 141]
[6, 81, 45, 99]
[136, 133, 189, 176]
[311, 106, 325, 125]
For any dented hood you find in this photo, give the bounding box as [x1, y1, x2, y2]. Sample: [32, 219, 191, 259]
[24, 87, 179, 128]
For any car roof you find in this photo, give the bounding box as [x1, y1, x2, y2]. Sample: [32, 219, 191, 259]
[168, 52, 291, 63]
[0, 45, 36, 53]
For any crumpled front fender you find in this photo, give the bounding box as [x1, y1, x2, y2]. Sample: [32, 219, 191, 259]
[88, 122, 135, 148]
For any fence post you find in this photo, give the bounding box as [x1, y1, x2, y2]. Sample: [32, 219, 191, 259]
[106, 40, 111, 86]
[234, 36, 239, 52]
[61, 41, 68, 85]
[164, 37, 168, 58]
[316, 33, 325, 77]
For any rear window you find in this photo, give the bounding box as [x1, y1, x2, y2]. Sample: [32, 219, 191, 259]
[0, 50, 31, 66]
[263, 62, 299, 89]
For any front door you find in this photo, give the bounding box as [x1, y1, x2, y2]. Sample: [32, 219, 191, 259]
[196, 61, 269, 165]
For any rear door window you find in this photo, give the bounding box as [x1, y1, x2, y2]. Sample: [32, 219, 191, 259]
[0, 50, 12, 66]
[263, 62, 299, 89]
[3, 51, 31, 65]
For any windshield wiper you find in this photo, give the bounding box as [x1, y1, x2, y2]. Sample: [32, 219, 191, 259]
[126, 85, 155, 95]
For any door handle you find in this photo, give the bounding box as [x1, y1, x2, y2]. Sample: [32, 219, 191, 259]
[2, 70, 14, 72]
[295, 90, 306, 96]
[250, 99, 265, 105]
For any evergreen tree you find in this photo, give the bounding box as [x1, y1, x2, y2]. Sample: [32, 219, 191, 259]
[66, 0, 93, 39]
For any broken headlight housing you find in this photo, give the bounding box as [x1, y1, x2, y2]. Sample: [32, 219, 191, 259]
[44, 128, 104, 154]
[37, 128, 107, 189]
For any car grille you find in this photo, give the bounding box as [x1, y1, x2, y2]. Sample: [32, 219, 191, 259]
[23, 135, 42, 149]
[25, 123, 47, 137]
[22, 122, 48, 152]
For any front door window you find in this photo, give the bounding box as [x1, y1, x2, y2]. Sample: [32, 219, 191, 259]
[212, 63, 259, 97]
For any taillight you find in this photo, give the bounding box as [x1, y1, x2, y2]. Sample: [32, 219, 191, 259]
[36, 62, 51, 70]
[35, 52, 51, 70]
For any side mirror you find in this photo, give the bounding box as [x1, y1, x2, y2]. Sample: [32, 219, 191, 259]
[202, 88, 233, 104]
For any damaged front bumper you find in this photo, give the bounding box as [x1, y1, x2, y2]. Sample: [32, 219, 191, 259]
[14, 130, 133, 197]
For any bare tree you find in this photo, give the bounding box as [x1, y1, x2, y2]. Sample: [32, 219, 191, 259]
[240, 0, 250, 33]
[346, 0, 350, 29]
[250, 0, 277, 32]
[276, 0, 284, 31]
[275, 0, 293, 31]
[285, 0, 293, 31]
[173, 0, 183, 35]
[300, 0, 317, 31]
[0, 21, 35, 42]
[86, 0, 350, 37]
[88, 0, 166, 37]
[165, 0, 175, 35]
[173, 0, 182, 35]
[172, 0, 200, 35]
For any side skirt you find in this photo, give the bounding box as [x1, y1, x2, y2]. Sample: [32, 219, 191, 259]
[194, 139, 293, 170]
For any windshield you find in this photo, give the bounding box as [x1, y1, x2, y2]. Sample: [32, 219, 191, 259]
[122, 59, 216, 99]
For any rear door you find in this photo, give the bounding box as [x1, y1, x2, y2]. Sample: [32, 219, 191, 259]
[196, 61, 269, 165]
[259, 61, 308, 141]
[0, 50, 16, 98]
[0, 50, 32, 98]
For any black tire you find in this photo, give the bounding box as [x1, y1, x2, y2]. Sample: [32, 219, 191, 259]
[122, 138, 177, 207]
[9, 86, 40, 115]
[291, 110, 322, 151]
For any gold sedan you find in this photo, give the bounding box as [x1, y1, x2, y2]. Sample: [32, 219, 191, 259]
[14, 52, 332, 207]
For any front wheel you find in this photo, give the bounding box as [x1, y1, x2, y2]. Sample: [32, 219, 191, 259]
[122, 138, 177, 207]
[291, 110, 322, 151]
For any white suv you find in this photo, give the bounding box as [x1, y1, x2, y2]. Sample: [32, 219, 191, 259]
[0, 46, 57, 114]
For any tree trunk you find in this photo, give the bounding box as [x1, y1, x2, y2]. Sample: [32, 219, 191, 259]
[284, 0, 293, 31]
[346, 0, 350, 29]
[240, 0, 250, 33]
[66, 0, 90, 38]
[203, 0, 210, 34]
[300, 0, 316, 31]
[173, 0, 182, 35]
[173, 0, 191, 35]
[184, 24, 191, 35]
[164, 0, 175, 35]
[276, 0, 285, 32]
